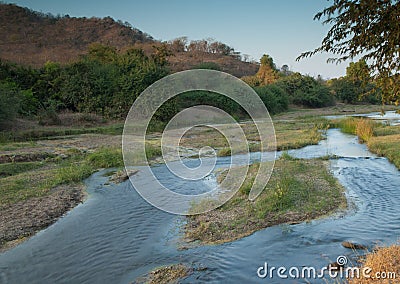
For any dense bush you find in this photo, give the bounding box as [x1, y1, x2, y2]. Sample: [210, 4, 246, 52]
[0, 46, 169, 120]
[276, 73, 335, 107]
[0, 82, 21, 125]
[254, 84, 289, 114]
[330, 78, 380, 104]
[0, 81, 38, 128]
[176, 90, 245, 119]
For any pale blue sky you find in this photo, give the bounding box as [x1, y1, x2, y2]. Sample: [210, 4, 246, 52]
[4, 0, 351, 78]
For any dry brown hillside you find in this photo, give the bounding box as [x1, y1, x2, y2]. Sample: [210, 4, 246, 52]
[0, 3, 258, 77]
[0, 3, 153, 65]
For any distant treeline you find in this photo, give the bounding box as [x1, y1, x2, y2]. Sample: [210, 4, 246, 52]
[0, 44, 381, 129]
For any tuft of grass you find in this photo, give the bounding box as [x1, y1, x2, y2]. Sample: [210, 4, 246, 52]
[145, 143, 162, 160]
[55, 163, 94, 184]
[336, 117, 377, 143]
[280, 151, 297, 161]
[136, 264, 190, 284]
[85, 148, 123, 168]
[355, 119, 375, 142]
[335, 117, 358, 134]
[218, 147, 231, 157]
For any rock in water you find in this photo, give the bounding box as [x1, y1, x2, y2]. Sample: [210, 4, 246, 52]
[342, 241, 367, 250]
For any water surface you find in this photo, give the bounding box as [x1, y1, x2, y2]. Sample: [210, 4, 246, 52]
[1, 129, 399, 283]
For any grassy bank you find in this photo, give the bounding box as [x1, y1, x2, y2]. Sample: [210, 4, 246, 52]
[335, 117, 400, 169]
[185, 155, 346, 245]
[0, 131, 124, 249]
[0, 147, 123, 208]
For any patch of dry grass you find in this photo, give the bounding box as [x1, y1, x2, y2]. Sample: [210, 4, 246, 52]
[356, 119, 375, 143]
[135, 264, 190, 284]
[348, 244, 400, 283]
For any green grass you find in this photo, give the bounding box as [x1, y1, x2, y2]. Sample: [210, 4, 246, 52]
[368, 134, 400, 169]
[217, 147, 231, 157]
[0, 161, 45, 177]
[0, 147, 124, 207]
[255, 159, 342, 217]
[186, 158, 346, 244]
[0, 141, 38, 151]
[85, 147, 123, 168]
[335, 117, 378, 142]
[373, 125, 400, 136]
[273, 118, 329, 150]
[145, 143, 162, 160]
[334, 117, 358, 134]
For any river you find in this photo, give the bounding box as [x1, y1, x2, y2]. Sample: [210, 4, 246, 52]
[1, 128, 400, 283]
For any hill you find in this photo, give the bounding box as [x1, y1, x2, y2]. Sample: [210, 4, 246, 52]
[0, 3, 153, 65]
[0, 3, 258, 77]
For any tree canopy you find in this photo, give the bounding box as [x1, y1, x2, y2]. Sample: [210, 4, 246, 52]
[297, 0, 400, 104]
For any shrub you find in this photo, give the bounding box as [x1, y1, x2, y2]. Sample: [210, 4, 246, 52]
[254, 84, 289, 114]
[0, 82, 22, 128]
[276, 73, 335, 107]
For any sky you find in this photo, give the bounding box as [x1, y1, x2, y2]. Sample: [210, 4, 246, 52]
[4, 0, 352, 79]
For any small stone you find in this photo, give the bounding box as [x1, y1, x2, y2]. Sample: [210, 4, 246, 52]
[342, 241, 367, 250]
[327, 261, 344, 271]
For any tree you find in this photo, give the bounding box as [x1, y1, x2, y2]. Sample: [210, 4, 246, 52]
[169, 37, 187, 53]
[281, 64, 290, 76]
[346, 59, 370, 84]
[330, 59, 379, 104]
[297, 0, 400, 104]
[256, 54, 279, 85]
[87, 43, 117, 63]
[0, 82, 21, 127]
[276, 73, 335, 107]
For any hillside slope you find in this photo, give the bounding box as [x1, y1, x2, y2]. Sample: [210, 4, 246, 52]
[0, 3, 153, 65]
[0, 3, 258, 77]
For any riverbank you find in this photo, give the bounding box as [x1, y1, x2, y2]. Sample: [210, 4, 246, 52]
[334, 116, 400, 169]
[1, 104, 397, 253]
[0, 134, 122, 250]
[185, 156, 347, 245]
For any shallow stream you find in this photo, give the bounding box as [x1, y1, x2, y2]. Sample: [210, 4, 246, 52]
[1, 128, 399, 283]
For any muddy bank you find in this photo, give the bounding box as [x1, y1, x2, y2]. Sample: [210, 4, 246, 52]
[0, 183, 85, 252]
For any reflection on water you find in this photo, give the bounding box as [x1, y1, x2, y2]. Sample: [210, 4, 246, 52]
[1, 130, 400, 283]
